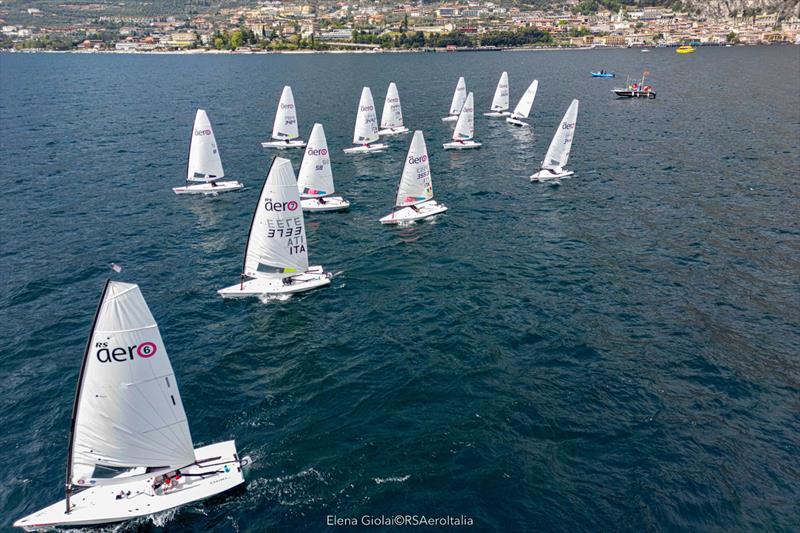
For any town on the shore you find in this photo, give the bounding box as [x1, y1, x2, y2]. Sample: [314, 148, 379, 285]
[3, 2, 800, 53]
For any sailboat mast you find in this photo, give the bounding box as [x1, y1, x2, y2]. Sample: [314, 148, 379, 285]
[186, 115, 194, 184]
[65, 278, 110, 513]
[241, 157, 276, 279]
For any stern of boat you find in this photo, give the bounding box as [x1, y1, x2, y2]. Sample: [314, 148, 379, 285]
[13, 441, 247, 531]
[301, 197, 350, 212]
[219, 269, 331, 297]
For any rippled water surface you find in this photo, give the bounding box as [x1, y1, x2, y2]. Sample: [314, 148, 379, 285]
[1, 47, 799, 531]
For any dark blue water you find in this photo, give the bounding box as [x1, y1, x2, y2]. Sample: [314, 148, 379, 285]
[1, 47, 799, 531]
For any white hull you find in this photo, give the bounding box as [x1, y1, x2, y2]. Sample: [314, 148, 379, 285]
[261, 140, 307, 149]
[172, 181, 244, 195]
[380, 200, 448, 225]
[218, 267, 331, 297]
[343, 143, 388, 154]
[506, 117, 530, 127]
[14, 441, 246, 531]
[301, 196, 350, 212]
[483, 111, 511, 117]
[530, 169, 574, 182]
[441, 115, 459, 122]
[443, 140, 482, 150]
[378, 127, 410, 136]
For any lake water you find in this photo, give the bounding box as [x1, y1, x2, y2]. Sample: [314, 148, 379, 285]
[1, 46, 798, 531]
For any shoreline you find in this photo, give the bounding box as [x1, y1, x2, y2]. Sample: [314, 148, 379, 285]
[1, 42, 791, 55]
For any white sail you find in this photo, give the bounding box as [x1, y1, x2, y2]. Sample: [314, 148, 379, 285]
[70, 281, 195, 488]
[380, 82, 404, 129]
[511, 80, 538, 119]
[448, 77, 467, 115]
[272, 86, 300, 140]
[186, 109, 224, 182]
[452, 92, 475, 141]
[297, 123, 334, 198]
[395, 131, 433, 207]
[353, 87, 379, 145]
[490, 72, 509, 111]
[542, 99, 579, 170]
[244, 157, 308, 278]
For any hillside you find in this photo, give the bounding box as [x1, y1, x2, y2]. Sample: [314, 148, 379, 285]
[2, 0, 799, 26]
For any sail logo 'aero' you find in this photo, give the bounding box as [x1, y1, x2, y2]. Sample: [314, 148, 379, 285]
[95, 341, 157, 363]
[264, 199, 299, 212]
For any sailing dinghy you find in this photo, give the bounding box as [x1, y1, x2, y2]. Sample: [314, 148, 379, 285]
[484, 72, 511, 117]
[531, 99, 579, 182]
[298, 124, 350, 212]
[261, 86, 306, 149]
[380, 131, 448, 224]
[506, 80, 538, 127]
[173, 109, 243, 195]
[13, 280, 248, 531]
[443, 92, 481, 150]
[442, 76, 467, 122]
[218, 157, 331, 297]
[343, 87, 387, 154]
[378, 82, 410, 136]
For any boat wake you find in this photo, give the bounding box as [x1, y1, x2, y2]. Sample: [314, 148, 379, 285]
[62, 508, 180, 532]
[258, 293, 293, 304]
[374, 475, 410, 484]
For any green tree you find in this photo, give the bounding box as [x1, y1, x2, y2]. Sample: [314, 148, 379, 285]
[229, 30, 243, 49]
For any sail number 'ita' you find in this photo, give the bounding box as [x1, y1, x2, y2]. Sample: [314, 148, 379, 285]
[262, 198, 306, 256]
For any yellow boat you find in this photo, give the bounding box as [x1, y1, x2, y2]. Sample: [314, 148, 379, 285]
[676, 45, 696, 54]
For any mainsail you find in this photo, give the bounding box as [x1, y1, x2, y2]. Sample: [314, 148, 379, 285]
[68, 281, 195, 489]
[353, 87, 379, 145]
[452, 92, 475, 141]
[511, 80, 538, 119]
[396, 131, 433, 207]
[542, 99, 579, 170]
[380, 82, 404, 129]
[187, 109, 224, 182]
[490, 72, 509, 111]
[272, 86, 300, 140]
[243, 157, 309, 278]
[297, 124, 334, 198]
[448, 77, 467, 116]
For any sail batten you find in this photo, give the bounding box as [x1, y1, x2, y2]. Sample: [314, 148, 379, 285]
[542, 99, 579, 170]
[186, 110, 224, 182]
[244, 157, 309, 278]
[453, 92, 475, 141]
[448, 77, 467, 116]
[353, 87, 380, 145]
[380, 82, 404, 129]
[395, 131, 434, 207]
[490, 72, 509, 111]
[297, 124, 334, 198]
[272, 86, 300, 140]
[68, 281, 195, 488]
[511, 80, 538, 119]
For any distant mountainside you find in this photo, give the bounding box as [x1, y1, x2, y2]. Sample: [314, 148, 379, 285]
[3, 0, 799, 25]
[564, 0, 799, 18]
[690, 0, 800, 17]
